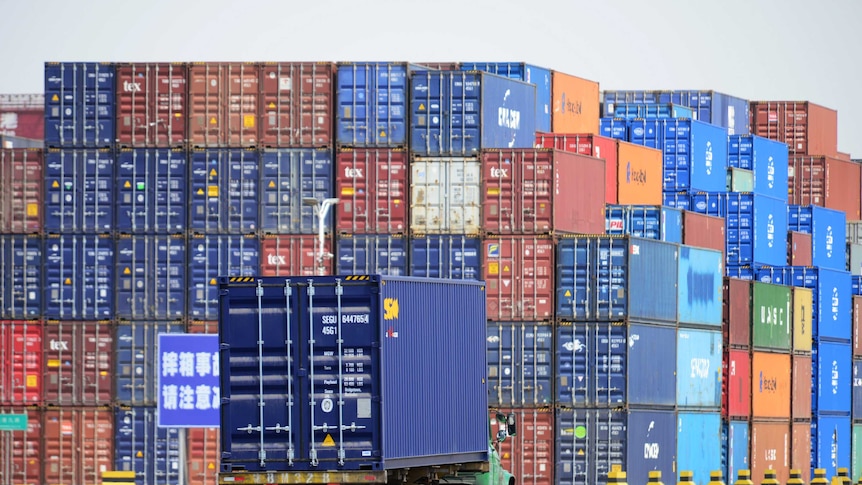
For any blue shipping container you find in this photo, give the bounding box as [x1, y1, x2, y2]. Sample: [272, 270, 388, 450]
[556, 236, 679, 322]
[218, 276, 489, 472]
[853, 276, 862, 296]
[336, 62, 411, 147]
[487, 322, 553, 407]
[812, 414, 851, 478]
[0, 235, 41, 318]
[727, 135, 789, 200]
[115, 235, 186, 319]
[556, 322, 676, 407]
[677, 328, 723, 408]
[44, 62, 115, 147]
[188, 235, 258, 320]
[460, 62, 552, 133]
[663, 191, 692, 211]
[44, 148, 115, 233]
[116, 148, 188, 233]
[43, 234, 114, 318]
[788, 205, 847, 271]
[725, 265, 755, 281]
[678, 246, 724, 327]
[611, 103, 695, 120]
[854, 360, 862, 421]
[677, 412, 722, 484]
[813, 340, 852, 414]
[336, 234, 408, 276]
[722, 420, 749, 483]
[260, 148, 334, 234]
[114, 407, 181, 485]
[410, 71, 537, 156]
[189, 149, 259, 233]
[114, 321, 185, 406]
[599, 118, 628, 142]
[410, 234, 482, 280]
[605, 205, 683, 243]
[603, 90, 750, 135]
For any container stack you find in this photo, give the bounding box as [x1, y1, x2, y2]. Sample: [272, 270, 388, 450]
[0, 93, 44, 147]
[722, 277, 752, 481]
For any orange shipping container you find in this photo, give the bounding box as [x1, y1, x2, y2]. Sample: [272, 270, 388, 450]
[616, 141, 662, 205]
[43, 407, 114, 485]
[751, 351, 791, 419]
[551, 71, 599, 135]
[791, 422, 811, 481]
[751, 421, 791, 485]
[187, 427, 220, 485]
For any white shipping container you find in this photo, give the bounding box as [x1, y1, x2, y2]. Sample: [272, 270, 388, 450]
[411, 157, 481, 234]
[848, 221, 862, 246]
[848, 243, 862, 276]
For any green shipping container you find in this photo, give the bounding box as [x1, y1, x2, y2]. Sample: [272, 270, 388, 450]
[751, 281, 792, 350]
[853, 424, 862, 482]
[727, 167, 754, 193]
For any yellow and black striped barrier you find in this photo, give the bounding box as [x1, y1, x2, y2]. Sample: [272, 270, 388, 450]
[608, 464, 628, 485]
[836, 468, 851, 485]
[648, 470, 664, 485]
[678, 470, 695, 485]
[735, 469, 754, 485]
[709, 470, 727, 485]
[761, 469, 779, 485]
[102, 471, 136, 485]
[788, 469, 806, 485]
[813, 469, 829, 485]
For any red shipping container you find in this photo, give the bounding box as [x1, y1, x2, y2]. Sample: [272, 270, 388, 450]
[43, 407, 113, 485]
[789, 155, 862, 220]
[482, 149, 605, 235]
[260, 62, 334, 147]
[0, 320, 42, 405]
[791, 422, 811, 481]
[791, 354, 812, 420]
[750, 101, 838, 157]
[491, 408, 554, 485]
[43, 320, 114, 406]
[723, 349, 751, 419]
[336, 148, 408, 234]
[116, 63, 188, 147]
[188, 320, 218, 334]
[724, 278, 751, 349]
[683, 211, 726, 257]
[750, 420, 791, 485]
[188, 62, 259, 147]
[0, 406, 41, 485]
[261, 234, 333, 276]
[187, 427, 220, 485]
[0, 94, 43, 140]
[483, 235, 554, 321]
[0, 148, 42, 233]
[837, 151, 852, 162]
[535, 132, 618, 204]
[788, 231, 813, 267]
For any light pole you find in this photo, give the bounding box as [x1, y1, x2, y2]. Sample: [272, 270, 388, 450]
[303, 197, 340, 275]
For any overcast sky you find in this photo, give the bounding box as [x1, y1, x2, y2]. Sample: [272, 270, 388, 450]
[1, 0, 860, 155]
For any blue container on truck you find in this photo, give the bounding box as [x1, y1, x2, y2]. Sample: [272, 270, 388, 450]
[787, 205, 847, 271]
[676, 328, 723, 408]
[610, 103, 695, 120]
[115, 234, 186, 320]
[43, 234, 114, 319]
[487, 322, 553, 407]
[813, 341, 852, 414]
[260, 148, 334, 234]
[663, 191, 691, 210]
[555, 321, 677, 407]
[114, 320, 185, 406]
[722, 420, 749, 483]
[336, 234, 408, 276]
[605, 205, 683, 243]
[0, 235, 41, 319]
[603, 90, 750, 135]
[116, 148, 187, 233]
[678, 246, 724, 327]
[218, 275, 490, 472]
[854, 360, 862, 421]
[410, 234, 482, 280]
[410, 71, 537, 156]
[556, 236, 679, 323]
[459, 62, 552, 133]
[189, 149, 259, 233]
[812, 414, 851, 478]
[44, 62, 115, 147]
[44, 148, 115, 233]
[336, 62, 413, 147]
[188, 234, 258, 320]
[727, 135, 789, 200]
[677, 411, 722, 485]
[114, 406, 181, 485]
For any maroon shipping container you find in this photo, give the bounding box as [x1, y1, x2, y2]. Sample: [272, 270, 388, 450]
[188, 320, 218, 334]
[854, 296, 862, 357]
[336, 148, 408, 234]
[491, 408, 554, 485]
[789, 155, 862, 220]
[0, 320, 42, 405]
[116, 62, 188, 147]
[0, 94, 43, 140]
[188, 62, 259, 147]
[187, 427, 220, 485]
[683, 211, 726, 257]
[837, 151, 852, 162]
[750, 101, 838, 157]
[0, 148, 42, 233]
[723, 278, 751, 348]
[482, 235, 554, 321]
[723, 349, 751, 419]
[260, 234, 333, 276]
[0, 406, 41, 485]
[42, 320, 113, 406]
[482, 149, 605, 235]
[260, 62, 334, 147]
[750, 420, 791, 485]
[788, 231, 813, 267]
[791, 422, 811, 481]
[791, 354, 812, 420]
[534, 132, 618, 204]
[42, 407, 113, 485]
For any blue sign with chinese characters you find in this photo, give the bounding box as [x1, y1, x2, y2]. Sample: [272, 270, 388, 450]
[157, 334, 219, 427]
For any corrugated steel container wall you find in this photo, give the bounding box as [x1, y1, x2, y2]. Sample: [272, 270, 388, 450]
[42, 407, 114, 485]
[790, 156, 862, 220]
[682, 211, 726, 256]
[336, 148, 407, 234]
[460, 62, 552, 133]
[337, 234, 405, 276]
[853, 360, 862, 421]
[793, 354, 813, 420]
[0, 93, 44, 139]
[791, 267, 851, 341]
[116, 62, 187, 147]
[626, 409, 677, 485]
[723, 420, 750, 483]
[856, 296, 862, 357]
[750, 421, 791, 485]
[43, 234, 114, 319]
[487, 322, 554, 407]
[849, 243, 862, 276]
[187, 427, 220, 485]
[676, 411, 723, 485]
[44, 62, 115, 147]
[0, 235, 42, 319]
[188, 62, 259, 147]
[260, 148, 334, 234]
[556, 321, 677, 407]
[751, 352, 792, 419]
[409, 234, 480, 280]
[609, 103, 695, 120]
[114, 406, 181, 485]
[599, 118, 628, 142]
[849, 221, 862, 246]
[723, 349, 751, 419]
[813, 340, 852, 414]
[603, 90, 750, 135]
[261, 234, 333, 276]
[791, 422, 812, 481]
[0, 321, 42, 405]
[188, 234, 258, 320]
[491, 408, 554, 485]
[793, 287, 813, 353]
[855, 277, 862, 296]
[677, 328, 723, 409]
[260, 62, 334, 147]
[410, 157, 481, 234]
[853, 424, 862, 483]
[44, 148, 115, 233]
[116, 148, 188, 233]
[727, 135, 789, 200]
[678, 246, 723, 327]
[218, 276, 489, 471]
[726, 265, 755, 281]
[555, 236, 679, 323]
[337, 62, 410, 147]
[662, 191, 691, 210]
[0, 135, 44, 149]
[550, 71, 599, 135]
[790, 231, 813, 266]
[616, 141, 663, 205]
[114, 320, 185, 406]
[187, 320, 218, 334]
[410, 71, 537, 156]
[604, 205, 683, 243]
[116, 234, 186, 319]
[787, 205, 847, 271]
[751, 282, 793, 351]
[534, 132, 619, 204]
[812, 414, 851, 478]
[727, 167, 754, 192]
[481, 149, 606, 235]
[724, 278, 751, 349]
[42, 320, 113, 406]
[484, 236, 554, 321]
[0, 148, 42, 233]
[189, 148, 259, 233]
[0, 406, 41, 485]
[750, 101, 838, 157]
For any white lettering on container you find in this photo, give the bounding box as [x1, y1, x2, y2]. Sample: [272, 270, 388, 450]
[498, 108, 520, 130]
[123, 81, 142, 92]
[691, 358, 710, 379]
[644, 443, 660, 459]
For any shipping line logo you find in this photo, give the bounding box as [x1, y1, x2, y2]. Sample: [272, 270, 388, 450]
[559, 92, 582, 116]
[498, 89, 521, 148]
[825, 225, 834, 258]
[766, 213, 775, 248]
[626, 162, 646, 185]
[767, 156, 776, 189]
[704, 141, 714, 176]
